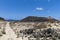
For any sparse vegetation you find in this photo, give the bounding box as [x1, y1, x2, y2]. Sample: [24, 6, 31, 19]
[36, 23, 47, 29]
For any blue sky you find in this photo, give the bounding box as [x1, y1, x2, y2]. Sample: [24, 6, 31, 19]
[0, 0, 60, 20]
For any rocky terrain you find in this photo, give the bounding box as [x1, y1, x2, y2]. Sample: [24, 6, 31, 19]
[0, 16, 60, 40]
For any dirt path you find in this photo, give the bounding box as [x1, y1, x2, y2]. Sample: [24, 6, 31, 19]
[0, 22, 17, 40]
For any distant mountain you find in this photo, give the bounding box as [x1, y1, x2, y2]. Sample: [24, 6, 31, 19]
[6, 20, 19, 22]
[20, 16, 58, 22]
[0, 17, 5, 21]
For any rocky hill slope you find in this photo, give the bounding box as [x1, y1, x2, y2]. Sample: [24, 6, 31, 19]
[20, 16, 58, 22]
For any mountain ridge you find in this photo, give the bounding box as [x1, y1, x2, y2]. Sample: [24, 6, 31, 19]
[20, 16, 59, 22]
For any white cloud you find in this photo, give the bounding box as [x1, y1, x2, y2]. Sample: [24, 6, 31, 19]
[36, 7, 44, 11]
